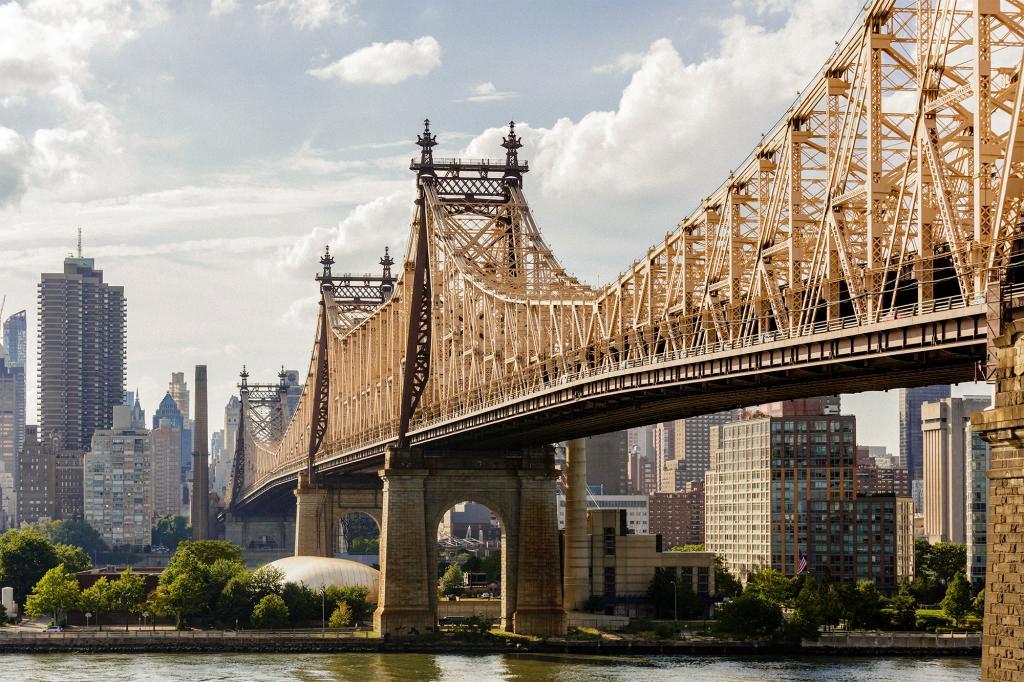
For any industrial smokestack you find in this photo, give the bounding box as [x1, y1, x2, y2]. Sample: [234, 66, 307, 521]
[191, 365, 210, 540]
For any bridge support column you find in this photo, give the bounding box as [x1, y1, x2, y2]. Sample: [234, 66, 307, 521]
[373, 445, 565, 638]
[973, 317, 1024, 681]
[562, 438, 590, 612]
[512, 470, 566, 635]
[373, 451, 433, 637]
[294, 472, 331, 557]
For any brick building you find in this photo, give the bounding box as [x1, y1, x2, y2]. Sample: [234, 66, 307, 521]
[649, 482, 704, 548]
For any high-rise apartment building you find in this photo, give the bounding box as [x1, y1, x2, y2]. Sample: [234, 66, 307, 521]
[282, 369, 303, 418]
[15, 426, 57, 525]
[222, 396, 241, 497]
[967, 427, 991, 589]
[627, 444, 658, 495]
[656, 410, 742, 493]
[921, 395, 991, 544]
[150, 421, 182, 519]
[39, 254, 126, 451]
[1, 310, 26, 457]
[210, 430, 225, 498]
[585, 431, 629, 495]
[705, 406, 914, 592]
[855, 446, 910, 496]
[14, 425, 82, 524]
[168, 372, 189, 424]
[3, 310, 27, 368]
[649, 482, 704, 548]
[0, 357, 25, 498]
[899, 385, 951, 482]
[84, 406, 152, 547]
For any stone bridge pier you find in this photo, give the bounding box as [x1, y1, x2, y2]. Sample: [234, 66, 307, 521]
[974, 317, 1024, 681]
[294, 474, 383, 557]
[372, 445, 565, 638]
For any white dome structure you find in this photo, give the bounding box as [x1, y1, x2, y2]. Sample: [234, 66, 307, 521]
[267, 556, 380, 602]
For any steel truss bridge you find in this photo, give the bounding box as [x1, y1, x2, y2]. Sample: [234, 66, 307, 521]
[230, 0, 1024, 511]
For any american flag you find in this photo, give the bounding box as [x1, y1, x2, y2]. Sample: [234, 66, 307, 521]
[796, 554, 809, 574]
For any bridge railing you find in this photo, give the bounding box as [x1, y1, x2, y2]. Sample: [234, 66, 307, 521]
[410, 290, 980, 430]
[246, 284, 1005, 498]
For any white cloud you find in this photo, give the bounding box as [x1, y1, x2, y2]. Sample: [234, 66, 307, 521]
[210, 0, 239, 17]
[258, 0, 353, 30]
[592, 52, 644, 75]
[0, 127, 30, 207]
[308, 36, 442, 85]
[463, 81, 516, 103]
[463, 0, 856, 200]
[0, 1, 163, 204]
[275, 190, 412, 279]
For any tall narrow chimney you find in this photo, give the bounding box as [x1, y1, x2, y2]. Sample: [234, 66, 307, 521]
[191, 365, 210, 540]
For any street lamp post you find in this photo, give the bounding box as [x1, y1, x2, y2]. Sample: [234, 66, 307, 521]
[320, 586, 326, 635]
[85, 612, 92, 629]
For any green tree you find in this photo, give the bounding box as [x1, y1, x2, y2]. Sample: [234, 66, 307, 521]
[788, 582, 826, 641]
[148, 564, 206, 629]
[251, 594, 289, 629]
[322, 585, 373, 624]
[109, 568, 146, 631]
[152, 516, 191, 550]
[889, 581, 918, 631]
[54, 544, 92, 573]
[647, 566, 700, 619]
[37, 520, 107, 556]
[167, 540, 242, 571]
[439, 563, 465, 598]
[248, 565, 285, 602]
[281, 582, 319, 624]
[215, 571, 253, 627]
[715, 592, 784, 639]
[348, 538, 379, 555]
[80, 577, 114, 630]
[941, 572, 972, 628]
[928, 543, 968, 589]
[328, 600, 352, 628]
[819, 584, 843, 630]
[972, 589, 986, 618]
[480, 551, 501, 583]
[0, 528, 60, 608]
[714, 556, 742, 598]
[847, 580, 886, 630]
[745, 569, 793, 607]
[25, 565, 81, 625]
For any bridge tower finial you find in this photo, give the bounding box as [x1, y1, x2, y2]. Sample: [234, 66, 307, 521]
[416, 118, 437, 168]
[502, 120, 522, 168]
[279, 365, 287, 386]
[380, 246, 395, 297]
[240, 365, 249, 389]
[320, 244, 334, 279]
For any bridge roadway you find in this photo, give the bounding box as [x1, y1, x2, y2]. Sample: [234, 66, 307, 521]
[234, 290, 992, 512]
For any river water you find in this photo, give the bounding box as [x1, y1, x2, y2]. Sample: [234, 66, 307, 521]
[1, 652, 980, 681]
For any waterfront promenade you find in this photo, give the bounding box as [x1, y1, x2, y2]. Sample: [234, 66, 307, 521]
[0, 626, 981, 657]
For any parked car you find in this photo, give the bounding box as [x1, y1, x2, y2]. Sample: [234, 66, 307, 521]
[44, 626, 62, 633]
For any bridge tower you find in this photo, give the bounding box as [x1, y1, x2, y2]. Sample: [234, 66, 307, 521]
[368, 121, 566, 637]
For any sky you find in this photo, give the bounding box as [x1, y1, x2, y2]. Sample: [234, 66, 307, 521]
[0, 0, 991, 454]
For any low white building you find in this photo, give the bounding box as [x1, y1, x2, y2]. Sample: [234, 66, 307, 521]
[557, 491, 649, 534]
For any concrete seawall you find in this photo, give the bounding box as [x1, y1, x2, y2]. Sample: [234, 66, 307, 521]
[0, 629, 981, 656]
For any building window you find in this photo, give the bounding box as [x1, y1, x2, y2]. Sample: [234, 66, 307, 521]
[603, 567, 616, 597]
[603, 527, 616, 556]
